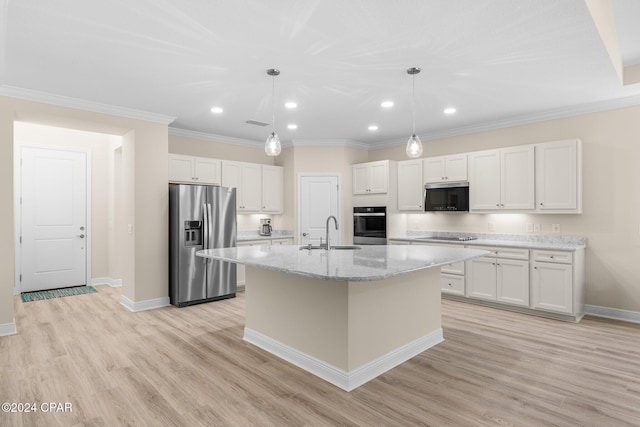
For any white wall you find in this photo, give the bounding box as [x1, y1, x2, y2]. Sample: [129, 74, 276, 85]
[369, 105, 640, 313]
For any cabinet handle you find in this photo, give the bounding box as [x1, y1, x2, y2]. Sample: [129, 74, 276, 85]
[540, 202, 544, 206]
[550, 255, 554, 259]
[496, 204, 500, 207]
[492, 262, 496, 266]
[534, 266, 538, 269]
[447, 283, 452, 287]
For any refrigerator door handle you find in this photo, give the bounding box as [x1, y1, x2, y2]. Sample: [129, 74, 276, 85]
[202, 203, 209, 263]
[207, 203, 213, 253]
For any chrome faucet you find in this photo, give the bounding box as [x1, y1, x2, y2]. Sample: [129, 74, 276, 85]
[325, 215, 338, 250]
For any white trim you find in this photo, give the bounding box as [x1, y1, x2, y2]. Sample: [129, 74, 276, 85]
[169, 127, 263, 147]
[585, 305, 640, 324]
[14, 144, 91, 294]
[244, 327, 444, 392]
[0, 85, 176, 125]
[369, 93, 640, 149]
[119, 295, 170, 312]
[0, 321, 17, 337]
[90, 277, 122, 287]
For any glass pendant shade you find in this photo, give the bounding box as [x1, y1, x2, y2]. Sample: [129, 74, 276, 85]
[406, 134, 423, 158]
[265, 131, 281, 156]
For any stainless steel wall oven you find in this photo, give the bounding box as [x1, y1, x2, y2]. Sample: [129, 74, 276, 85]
[353, 206, 387, 245]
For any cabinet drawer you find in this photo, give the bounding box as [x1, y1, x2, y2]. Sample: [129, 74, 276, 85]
[441, 273, 465, 296]
[532, 250, 572, 264]
[271, 238, 293, 245]
[469, 245, 529, 260]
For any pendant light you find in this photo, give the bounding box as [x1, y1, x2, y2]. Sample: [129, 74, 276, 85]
[265, 68, 281, 156]
[406, 67, 423, 158]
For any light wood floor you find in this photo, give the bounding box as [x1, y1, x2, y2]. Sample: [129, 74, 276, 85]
[1, 286, 640, 426]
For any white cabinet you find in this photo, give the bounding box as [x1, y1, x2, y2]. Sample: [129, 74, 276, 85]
[270, 238, 293, 245]
[412, 242, 465, 295]
[469, 146, 534, 211]
[222, 161, 262, 213]
[397, 159, 424, 211]
[467, 246, 529, 306]
[424, 154, 468, 183]
[531, 250, 574, 314]
[261, 165, 284, 213]
[536, 139, 582, 213]
[168, 154, 221, 185]
[352, 160, 388, 194]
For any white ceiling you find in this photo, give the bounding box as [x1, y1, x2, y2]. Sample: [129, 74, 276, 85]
[2, 0, 640, 147]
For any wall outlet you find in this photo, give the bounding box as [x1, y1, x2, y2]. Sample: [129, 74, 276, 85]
[552, 224, 561, 233]
[127, 224, 134, 235]
[533, 224, 541, 233]
[526, 223, 534, 233]
[488, 222, 495, 232]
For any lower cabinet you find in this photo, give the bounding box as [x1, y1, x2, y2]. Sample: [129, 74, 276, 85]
[467, 247, 529, 307]
[237, 238, 294, 287]
[531, 250, 574, 314]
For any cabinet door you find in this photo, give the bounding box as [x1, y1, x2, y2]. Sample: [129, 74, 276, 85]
[496, 259, 529, 306]
[536, 140, 578, 211]
[168, 154, 195, 183]
[368, 161, 388, 194]
[397, 159, 424, 211]
[236, 240, 264, 287]
[469, 150, 501, 210]
[444, 154, 468, 181]
[467, 257, 497, 301]
[271, 238, 293, 245]
[423, 156, 446, 183]
[262, 165, 283, 213]
[501, 146, 534, 210]
[241, 163, 262, 212]
[221, 161, 242, 209]
[532, 262, 573, 314]
[194, 157, 221, 185]
[352, 164, 370, 194]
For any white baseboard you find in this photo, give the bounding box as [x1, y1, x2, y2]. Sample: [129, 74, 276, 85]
[0, 321, 17, 337]
[243, 327, 444, 392]
[585, 304, 640, 324]
[119, 295, 170, 312]
[90, 277, 122, 287]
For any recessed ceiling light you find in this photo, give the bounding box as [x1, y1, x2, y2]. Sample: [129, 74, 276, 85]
[285, 102, 297, 109]
[444, 107, 457, 115]
[287, 124, 298, 130]
[368, 125, 379, 131]
[210, 107, 223, 114]
[381, 101, 394, 108]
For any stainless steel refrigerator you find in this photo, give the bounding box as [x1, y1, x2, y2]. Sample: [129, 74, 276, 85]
[169, 184, 237, 306]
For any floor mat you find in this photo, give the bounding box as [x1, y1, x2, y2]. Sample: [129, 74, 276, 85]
[21, 285, 98, 302]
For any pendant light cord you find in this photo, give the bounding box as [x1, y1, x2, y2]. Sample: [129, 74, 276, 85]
[272, 75, 276, 133]
[412, 74, 416, 135]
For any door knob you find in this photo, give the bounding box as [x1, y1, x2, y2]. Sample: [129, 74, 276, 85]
[78, 234, 85, 238]
[302, 232, 308, 237]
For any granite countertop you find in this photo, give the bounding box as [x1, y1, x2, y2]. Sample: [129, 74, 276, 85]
[237, 230, 294, 242]
[197, 245, 488, 282]
[390, 232, 587, 251]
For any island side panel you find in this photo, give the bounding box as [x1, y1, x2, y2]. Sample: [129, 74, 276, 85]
[244, 266, 350, 370]
[347, 267, 442, 370]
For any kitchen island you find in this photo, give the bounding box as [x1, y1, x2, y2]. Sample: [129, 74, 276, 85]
[197, 244, 487, 391]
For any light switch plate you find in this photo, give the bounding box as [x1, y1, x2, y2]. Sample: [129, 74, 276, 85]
[526, 223, 534, 233]
[533, 224, 541, 233]
[127, 224, 134, 235]
[552, 224, 561, 233]
[488, 222, 495, 232]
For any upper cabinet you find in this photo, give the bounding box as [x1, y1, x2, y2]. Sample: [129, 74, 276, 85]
[221, 161, 262, 213]
[353, 160, 389, 194]
[397, 159, 424, 211]
[535, 139, 582, 213]
[424, 154, 468, 183]
[168, 154, 221, 185]
[469, 146, 535, 211]
[261, 165, 284, 213]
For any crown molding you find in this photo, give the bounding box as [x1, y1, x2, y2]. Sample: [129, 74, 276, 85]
[0, 85, 176, 125]
[0, 0, 8, 84]
[291, 138, 369, 149]
[369, 93, 640, 149]
[169, 127, 264, 147]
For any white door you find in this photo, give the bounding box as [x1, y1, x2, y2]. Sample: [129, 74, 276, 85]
[299, 175, 340, 246]
[21, 147, 88, 292]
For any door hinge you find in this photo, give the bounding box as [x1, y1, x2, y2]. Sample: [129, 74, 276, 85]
[19, 274, 22, 282]
[19, 235, 22, 244]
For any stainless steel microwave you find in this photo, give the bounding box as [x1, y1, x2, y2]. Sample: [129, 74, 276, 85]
[424, 182, 469, 212]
